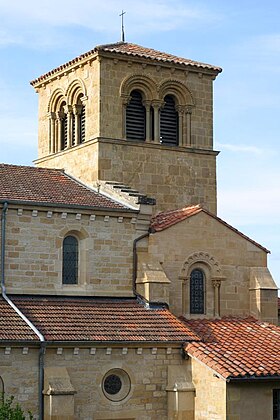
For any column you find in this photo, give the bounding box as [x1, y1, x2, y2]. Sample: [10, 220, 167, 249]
[212, 278, 221, 317]
[72, 104, 82, 145]
[185, 106, 193, 147]
[121, 95, 130, 139]
[56, 111, 64, 151]
[48, 112, 56, 153]
[180, 276, 190, 315]
[143, 100, 151, 141]
[152, 100, 163, 143]
[176, 105, 185, 147]
[64, 105, 73, 148]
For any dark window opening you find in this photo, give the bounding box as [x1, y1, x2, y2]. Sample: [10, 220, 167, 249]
[190, 269, 205, 314]
[274, 389, 280, 420]
[60, 102, 67, 150]
[160, 95, 178, 146]
[62, 235, 78, 284]
[126, 90, 146, 140]
[72, 116, 76, 146]
[104, 374, 122, 395]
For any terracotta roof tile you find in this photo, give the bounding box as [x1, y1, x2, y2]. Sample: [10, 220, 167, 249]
[181, 316, 280, 379]
[30, 42, 222, 86]
[11, 296, 199, 343]
[0, 297, 38, 341]
[0, 163, 128, 210]
[150, 204, 202, 231]
[150, 205, 269, 253]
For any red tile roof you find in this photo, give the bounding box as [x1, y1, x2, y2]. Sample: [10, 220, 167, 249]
[0, 298, 38, 341]
[150, 205, 269, 253]
[150, 204, 202, 231]
[11, 296, 199, 343]
[0, 163, 128, 211]
[181, 316, 280, 380]
[30, 42, 222, 86]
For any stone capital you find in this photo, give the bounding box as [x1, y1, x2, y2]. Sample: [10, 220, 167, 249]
[63, 104, 73, 114]
[72, 104, 83, 115]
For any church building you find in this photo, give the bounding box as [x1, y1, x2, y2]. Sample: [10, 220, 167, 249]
[0, 42, 279, 419]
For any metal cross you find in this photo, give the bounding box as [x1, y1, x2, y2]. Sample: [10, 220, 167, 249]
[119, 10, 126, 42]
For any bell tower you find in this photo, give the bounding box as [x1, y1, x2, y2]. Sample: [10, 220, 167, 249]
[32, 42, 222, 213]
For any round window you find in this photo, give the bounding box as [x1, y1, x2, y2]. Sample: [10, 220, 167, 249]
[102, 369, 131, 402]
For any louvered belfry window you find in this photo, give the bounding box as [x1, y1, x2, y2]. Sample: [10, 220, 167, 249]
[72, 116, 76, 146]
[60, 102, 67, 150]
[126, 90, 146, 140]
[80, 105, 86, 143]
[160, 95, 178, 146]
[62, 235, 78, 284]
[190, 269, 205, 314]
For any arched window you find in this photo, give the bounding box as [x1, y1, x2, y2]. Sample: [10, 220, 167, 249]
[160, 95, 178, 146]
[190, 268, 205, 314]
[62, 235, 78, 284]
[126, 90, 146, 141]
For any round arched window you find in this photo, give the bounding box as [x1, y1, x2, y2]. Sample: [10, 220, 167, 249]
[102, 369, 131, 402]
[190, 268, 205, 314]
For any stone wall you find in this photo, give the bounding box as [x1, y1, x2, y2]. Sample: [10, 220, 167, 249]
[4, 205, 138, 296]
[227, 382, 278, 420]
[191, 358, 226, 419]
[144, 211, 270, 318]
[0, 344, 188, 420]
[0, 347, 39, 416]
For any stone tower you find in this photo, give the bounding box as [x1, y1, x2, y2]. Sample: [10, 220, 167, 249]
[32, 42, 222, 213]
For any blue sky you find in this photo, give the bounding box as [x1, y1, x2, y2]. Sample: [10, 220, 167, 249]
[0, 0, 279, 290]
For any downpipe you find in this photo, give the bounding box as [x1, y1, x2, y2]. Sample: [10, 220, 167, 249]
[1, 202, 45, 419]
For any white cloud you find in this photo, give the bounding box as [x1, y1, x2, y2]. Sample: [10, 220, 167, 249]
[0, 0, 221, 47]
[216, 142, 264, 155]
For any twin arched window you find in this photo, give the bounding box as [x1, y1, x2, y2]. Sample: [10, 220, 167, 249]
[62, 235, 78, 284]
[125, 90, 178, 145]
[49, 92, 86, 154]
[190, 268, 205, 314]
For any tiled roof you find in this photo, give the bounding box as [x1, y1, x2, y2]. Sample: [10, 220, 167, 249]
[0, 297, 38, 341]
[0, 163, 128, 210]
[150, 204, 202, 231]
[30, 42, 222, 86]
[150, 205, 269, 253]
[181, 316, 280, 380]
[11, 296, 199, 343]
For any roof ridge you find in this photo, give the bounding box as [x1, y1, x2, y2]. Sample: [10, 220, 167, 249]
[0, 162, 64, 173]
[30, 42, 222, 86]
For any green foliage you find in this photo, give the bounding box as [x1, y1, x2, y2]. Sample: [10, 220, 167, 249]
[0, 395, 33, 420]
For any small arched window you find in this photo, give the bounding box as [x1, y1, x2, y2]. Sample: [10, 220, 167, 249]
[62, 235, 78, 284]
[126, 90, 146, 141]
[160, 95, 178, 146]
[190, 269, 205, 314]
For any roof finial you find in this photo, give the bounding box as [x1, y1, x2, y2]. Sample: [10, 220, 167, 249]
[119, 10, 126, 42]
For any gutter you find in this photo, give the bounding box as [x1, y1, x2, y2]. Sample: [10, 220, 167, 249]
[1, 202, 45, 420]
[227, 376, 280, 383]
[0, 199, 137, 214]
